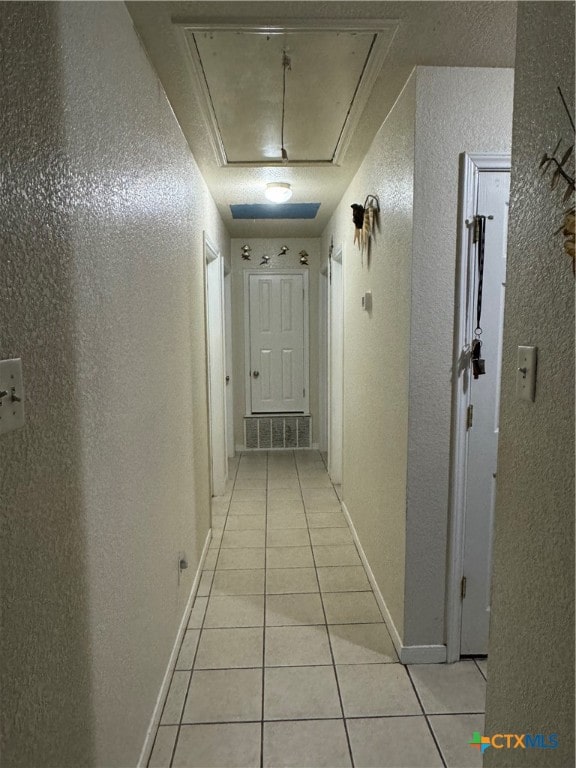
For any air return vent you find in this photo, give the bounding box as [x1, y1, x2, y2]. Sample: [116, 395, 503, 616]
[244, 416, 311, 449]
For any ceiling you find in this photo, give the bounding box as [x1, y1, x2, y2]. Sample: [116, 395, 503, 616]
[127, 1, 517, 237]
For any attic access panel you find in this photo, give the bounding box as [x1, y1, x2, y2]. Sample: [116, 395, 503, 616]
[178, 22, 397, 166]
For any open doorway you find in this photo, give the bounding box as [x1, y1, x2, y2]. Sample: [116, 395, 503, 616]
[204, 233, 228, 497]
[328, 245, 344, 485]
[447, 153, 511, 661]
[318, 262, 329, 458]
[224, 266, 234, 459]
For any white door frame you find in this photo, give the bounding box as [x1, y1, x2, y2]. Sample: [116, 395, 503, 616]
[224, 265, 235, 458]
[318, 263, 329, 453]
[204, 233, 228, 497]
[446, 153, 511, 662]
[243, 269, 310, 415]
[328, 245, 344, 484]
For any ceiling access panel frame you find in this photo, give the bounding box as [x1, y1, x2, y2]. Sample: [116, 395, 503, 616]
[174, 19, 398, 168]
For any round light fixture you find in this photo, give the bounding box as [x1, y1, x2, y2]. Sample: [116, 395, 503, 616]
[265, 182, 292, 204]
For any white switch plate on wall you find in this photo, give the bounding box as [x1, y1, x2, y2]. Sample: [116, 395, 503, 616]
[516, 346, 537, 401]
[0, 358, 25, 435]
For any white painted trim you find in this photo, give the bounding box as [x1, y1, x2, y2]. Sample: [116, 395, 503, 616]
[446, 152, 511, 663]
[224, 270, 235, 458]
[177, 27, 228, 166]
[328, 245, 344, 484]
[174, 19, 399, 34]
[331, 28, 397, 166]
[399, 645, 447, 665]
[138, 530, 212, 768]
[342, 501, 446, 664]
[318, 265, 329, 453]
[243, 269, 310, 416]
[340, 500, 404, 656]
[204, 233, 228, 497]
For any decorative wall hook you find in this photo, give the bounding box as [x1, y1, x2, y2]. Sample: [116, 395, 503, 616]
[351, 195, 380, 263]
[277, 245, 289, 257]
[260, 254, 271, 266]
[351, 204, 364, 232]
[241, 244, 252, 260]
[298, 250, 309, 265]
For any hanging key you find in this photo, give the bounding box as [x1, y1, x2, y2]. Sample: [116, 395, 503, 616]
[471, 338, 486, 379]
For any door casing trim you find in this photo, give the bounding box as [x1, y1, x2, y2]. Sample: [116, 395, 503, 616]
[327, 245, 344, 484]
[243, 268, 310, 416]
[446, 153, 511, 663]
[204, 233, 228, 497]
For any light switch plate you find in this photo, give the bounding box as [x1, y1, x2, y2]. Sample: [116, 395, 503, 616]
[516, 345, 537, 401]
[0, 358, 25, 435]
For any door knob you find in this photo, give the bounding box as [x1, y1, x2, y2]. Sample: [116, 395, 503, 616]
[225, 375, 230, 384]
[252, 370, 259, 378]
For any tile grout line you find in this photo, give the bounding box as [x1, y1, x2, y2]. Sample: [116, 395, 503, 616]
[295, 455, 356, 768]
[473, 656, 488, 681]
[160, 712, 460, 727]
[170, 661, 404, 672]
[405, 666, 448, 768]
[259, 449, 270, 768]
[168, 456, 240, 767]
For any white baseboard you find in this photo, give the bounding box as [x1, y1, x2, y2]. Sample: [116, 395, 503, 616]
[340, 501, 404, 657]
[340, 501, 446, 666]
[400, 644, 447, 664]
[138, 529, 212, 768]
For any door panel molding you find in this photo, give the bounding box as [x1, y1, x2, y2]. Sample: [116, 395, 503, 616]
[446, 153, 511, 662]
[243, 269, 309, 416]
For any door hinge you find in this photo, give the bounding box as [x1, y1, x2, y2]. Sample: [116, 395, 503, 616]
[461, 576, 467, 599]
[473, 216, 481, 243]
[303, 388, 306, 397]
[466, 404, 473, 430]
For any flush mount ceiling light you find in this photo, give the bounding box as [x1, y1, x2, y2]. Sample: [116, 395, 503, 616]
[265, 182, 292, 203]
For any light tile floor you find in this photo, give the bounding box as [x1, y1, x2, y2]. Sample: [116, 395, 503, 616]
[149, 450, 487, 768]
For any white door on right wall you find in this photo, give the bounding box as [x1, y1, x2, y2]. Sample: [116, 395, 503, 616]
[460, 169, 510, 655]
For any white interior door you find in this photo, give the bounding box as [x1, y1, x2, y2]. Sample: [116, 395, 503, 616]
[248, 272, 307, 413]
[460, 169, 510, 655]
[328, 249, 343, 484]
[318, 266, 329, 454]
[205, 236, 228, 497]
[224, 268, 234, 458]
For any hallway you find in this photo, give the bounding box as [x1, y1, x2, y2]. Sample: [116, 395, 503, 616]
[149, 451, 486, 768]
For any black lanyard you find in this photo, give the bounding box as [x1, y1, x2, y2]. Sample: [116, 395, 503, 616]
[471, 216, 486, 379]
[473, 215, 486, 336]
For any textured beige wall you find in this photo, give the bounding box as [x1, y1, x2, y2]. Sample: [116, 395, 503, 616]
[405, 67, 514, 646]
[231, 238, 321, 447]
[0, 3, 227, 766]
[322, 73, 417, 637]
[485, 4, 575, 765]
